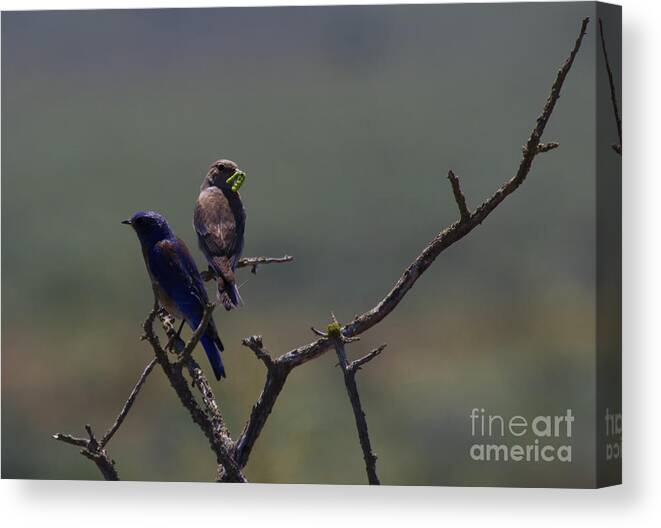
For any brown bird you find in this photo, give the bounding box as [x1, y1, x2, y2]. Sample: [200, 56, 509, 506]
[194, 159, 247, 310]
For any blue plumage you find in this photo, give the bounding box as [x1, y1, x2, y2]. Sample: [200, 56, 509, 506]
[123, 210, 226, 380]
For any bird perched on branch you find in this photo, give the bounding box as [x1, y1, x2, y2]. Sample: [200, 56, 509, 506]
[123, 211, 226, 380]
[194, 159, 247, 310]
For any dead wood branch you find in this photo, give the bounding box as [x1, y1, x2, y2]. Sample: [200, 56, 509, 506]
[142, 299, 246, 482]
[230, 18, 590, 478]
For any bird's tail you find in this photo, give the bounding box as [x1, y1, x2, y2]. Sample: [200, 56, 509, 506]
[219, 282, 243, 311]
[199, 322, 226, 380]
[212, 257, 243, 311]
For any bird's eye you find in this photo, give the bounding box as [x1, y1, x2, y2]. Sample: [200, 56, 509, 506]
[217, 165, 225, 172]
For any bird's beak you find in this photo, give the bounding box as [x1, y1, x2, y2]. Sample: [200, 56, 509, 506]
[121, 219, 132, 225]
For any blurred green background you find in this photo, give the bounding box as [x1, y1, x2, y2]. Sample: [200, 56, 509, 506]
[2, 3, 607, 486]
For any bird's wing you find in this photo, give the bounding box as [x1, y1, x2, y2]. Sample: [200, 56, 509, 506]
[148, 239, 209, 318]
[194, 187, 241, 260]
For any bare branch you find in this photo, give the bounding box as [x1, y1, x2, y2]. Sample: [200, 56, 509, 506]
[52, 433, 88, 448]
[142, 300, 246, 482]
[349, 344, 387, 372]
[156, 307, 227, 435]
[79, 448, 119, 481]
[201, 255, 294, 281]
[99, 358, 157, 449]
[233, 338, 290, 469]
[186, 357, 232, 436]
[447, 170, 471, 221]
[599, 18, 622, 154]
[329, 319, 380, 485]
[237, 255, 294, 275]
[230, 19, 591, 470]
[53, 355, 158, 479]
[341, 17, 590, 341]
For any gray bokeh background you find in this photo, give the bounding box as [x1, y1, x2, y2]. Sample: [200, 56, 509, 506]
[2, 2, 609, 486]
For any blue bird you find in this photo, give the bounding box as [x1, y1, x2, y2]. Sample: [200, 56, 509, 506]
[123, 211, 226, 380]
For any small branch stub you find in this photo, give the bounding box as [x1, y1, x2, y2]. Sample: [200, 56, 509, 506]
[537, 142, 560, 153]
[310, 326, 327, 337]
[447, 170, 471, 222]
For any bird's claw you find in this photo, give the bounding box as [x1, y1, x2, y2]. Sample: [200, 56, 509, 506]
[200, 269, 216, 282]
[226, 170, 246, 193]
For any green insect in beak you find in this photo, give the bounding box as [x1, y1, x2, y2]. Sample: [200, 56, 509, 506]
[226, 170, 246, 193]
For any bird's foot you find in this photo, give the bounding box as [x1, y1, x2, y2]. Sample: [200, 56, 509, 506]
[226, 170, 246, 193]
[200, 268, 216, 282]
[159, 310, 177, 334]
